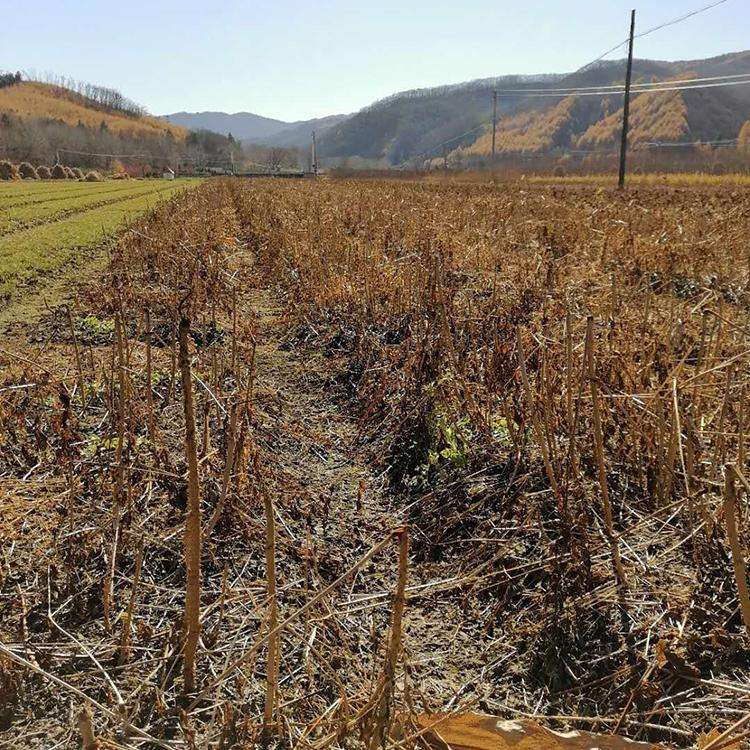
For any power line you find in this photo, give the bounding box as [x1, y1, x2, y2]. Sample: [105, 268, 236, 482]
[400, 77, 750, 166]
[500, 78, 750, 98]
[633, 0, 731, 40]
[578, 0, 732, 72]
[58, 148, 151, 159]
[635, 137, 739, 148]
[399, 1, 741, 169]
[495, 72, 750, 95]
[402, 123, 487, 166]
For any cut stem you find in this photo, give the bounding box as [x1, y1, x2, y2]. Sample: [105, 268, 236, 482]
[178, 316, 202, 694]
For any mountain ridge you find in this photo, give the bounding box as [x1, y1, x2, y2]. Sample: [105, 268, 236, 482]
[161, 50, 750, 165]
[161, 110, 348, 149]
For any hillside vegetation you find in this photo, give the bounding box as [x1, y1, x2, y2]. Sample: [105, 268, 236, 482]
[318, 51, 750, 165]
[578, 90, 689, 148]
[0, 78, 244, 172]
[0, 82, 186, 139]
[465, 96, 595, 154]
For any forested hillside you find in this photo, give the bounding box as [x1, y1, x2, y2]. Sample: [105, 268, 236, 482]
[0, 74, 241, 172]
[318, 51, 750, 166]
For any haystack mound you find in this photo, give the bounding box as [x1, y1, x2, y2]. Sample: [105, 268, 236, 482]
[0, 160, 20, 180]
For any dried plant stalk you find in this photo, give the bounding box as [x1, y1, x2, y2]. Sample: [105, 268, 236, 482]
[178, 316, 202, 694]
[205, 400, 239, 538]
[585, 317, 630, 630]
[723, 465, 750, 636]
[263, 487, 280, 737]
[78, 706, 99, 750]
[516, 327, 559, 498]
[118, 535, 144, 664]
[67, 306, 86, 408]
[369, 527, 409, 750]
[144, 309, 156, 445]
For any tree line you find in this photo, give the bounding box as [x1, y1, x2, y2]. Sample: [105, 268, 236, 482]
[0, 71, 22, 89]
[0, 113, 305, 174]
[23, 71, 148, 118]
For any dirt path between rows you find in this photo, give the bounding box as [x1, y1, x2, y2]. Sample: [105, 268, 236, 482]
[249, 288, 487, 714]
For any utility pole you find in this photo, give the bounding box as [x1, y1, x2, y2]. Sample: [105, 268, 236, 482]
[311, 131, 318, 176]
[618, 9, 636, 190]
[491, 89, 498, 161]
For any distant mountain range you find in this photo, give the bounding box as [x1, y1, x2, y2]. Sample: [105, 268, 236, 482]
[163, 50, 750, 165]
[161, 111, 348, 149]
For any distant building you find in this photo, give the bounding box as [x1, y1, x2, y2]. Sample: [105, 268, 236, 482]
[162, 167, 175, 180]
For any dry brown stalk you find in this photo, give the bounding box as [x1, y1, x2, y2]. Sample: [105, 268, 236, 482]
[584, 317, 630, 634]
[66, 306, 86, 408]
[564, 310, 574, 432]
[205, 400, 239, 538]
[102, 506, 121, 634]
[118, 535, 144, 665]
[179, 316, 202, 694]
[722, 465, 750, 637]
[144, 309, 156, 446]
[78, 706, 99, 750]
[231, 287, 238, 373]
[369, 527, 409, 750]
[516, 326, 559, 498]
[263, 487, 280, 737]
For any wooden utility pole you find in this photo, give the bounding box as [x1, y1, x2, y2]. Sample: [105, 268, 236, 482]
[618, 9, 636, 190]
[491, 89, 498, 160]
[311, 130, 318, 176]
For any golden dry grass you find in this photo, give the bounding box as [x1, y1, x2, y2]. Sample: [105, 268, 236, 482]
[578, 90, 690, 148]
[464, 96, 582, 155]
[0, 82, 186, 139]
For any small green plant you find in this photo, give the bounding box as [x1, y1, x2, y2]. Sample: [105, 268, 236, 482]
[76, 314, 115, 338]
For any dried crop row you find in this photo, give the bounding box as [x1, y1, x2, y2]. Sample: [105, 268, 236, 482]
[228, 177, 750, 745]
[0, 178, 413, 749]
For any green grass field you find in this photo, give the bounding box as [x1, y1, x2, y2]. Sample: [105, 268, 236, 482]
[0, 178, 199, 298]
[0, 181, 166, 210]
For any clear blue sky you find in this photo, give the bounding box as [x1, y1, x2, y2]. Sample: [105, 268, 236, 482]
[1, 0, 746, 121]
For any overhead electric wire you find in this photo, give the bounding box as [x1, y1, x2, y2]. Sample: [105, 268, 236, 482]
[577, 0, 732, 72]
[636, 137, 739, 148]
[495, 72, 750, 95]
[501, 78, 750, 98]
[402, 123, 487, 165]
[633, 0, 731, 40]
[57, 147, 151, 159]
[401, 75, 749, 166]
[400, 0, 737, 167]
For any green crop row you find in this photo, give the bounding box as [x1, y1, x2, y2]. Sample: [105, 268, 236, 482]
[0, 178, 198, 203]
[0, 180, 169, 211]
[0, 181, 187, 234]
[0, 182, 195, 298]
